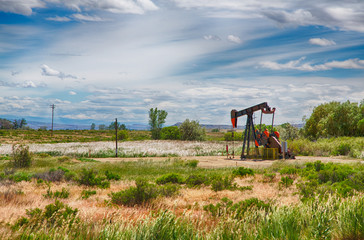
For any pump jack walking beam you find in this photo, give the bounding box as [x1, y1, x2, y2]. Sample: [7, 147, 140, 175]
[231, 102, 276, 159]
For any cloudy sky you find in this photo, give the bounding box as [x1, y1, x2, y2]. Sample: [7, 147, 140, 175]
[1, 0, 363, 127]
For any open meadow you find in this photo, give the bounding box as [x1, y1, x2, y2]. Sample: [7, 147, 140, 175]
[0, 131, 364, 239]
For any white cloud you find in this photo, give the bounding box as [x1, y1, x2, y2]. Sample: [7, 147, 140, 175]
[260, 57, 364, 71]
[309, 38, 336, 46]
[40, 64, 77, 79]
[227, 35, 242, 44]
[62, 113, 92, 120]
[69, 91, 77, 95]
[51, 0, 158, 14]
[71, 14, 105, 22]
[204, 35, 221, 41]
[263, 9, 316, 26]
[46, 16, 71, 22]
[0, 0, 44, 15]
[22, 80, 36, 88]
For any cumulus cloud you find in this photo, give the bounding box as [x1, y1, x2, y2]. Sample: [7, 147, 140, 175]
[62, 113, 92, 120]
[22, 80, 36, 88]
[46, 16, 71, 22]
[260, 57, 364, 71]
[227, 35, 242, 44]
[309, 38, 336, 46]
[69, 91, 77, 95]
[40, 64, 77, 79]
[0, 0, 44, 15]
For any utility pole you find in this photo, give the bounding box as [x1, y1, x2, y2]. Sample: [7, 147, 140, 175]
[50, 104, 55, 136]
[115, 118, 118, 157]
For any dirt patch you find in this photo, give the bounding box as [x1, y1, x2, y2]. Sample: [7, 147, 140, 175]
[94, 155, 363, 168]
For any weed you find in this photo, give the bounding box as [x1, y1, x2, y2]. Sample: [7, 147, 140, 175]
[211, 175, 236, 192]
[156, 173, 184, 185]
[185, 160, 199, 168]
[185, 174, 209, 188]
[12, 144, 32, 168]
[105, 170, 121, 181]
[44, 187, 70, 199]
[280, 176, 294, 188]
[232, 167, 254, 177]
[81, 190, 97, 199]
[78, 168, 110, 189]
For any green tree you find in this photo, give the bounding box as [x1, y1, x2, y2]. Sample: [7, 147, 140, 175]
[179, 119, 206, 141]
[277, 123, 299, 141]
[98, 124, 106, 130]
[303, 100, 363, 139]
[0, 118, 13, 129]
[160, 126, 181, 140]
[149, 108, 168, 140]
[90, 123, 96, 130]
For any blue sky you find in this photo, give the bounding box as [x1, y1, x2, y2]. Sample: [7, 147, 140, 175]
[0, 0, 363, 127]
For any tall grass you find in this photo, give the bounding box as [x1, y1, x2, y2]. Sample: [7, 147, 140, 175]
[288, 137, 364, 159]
[3, 195, 363, 240]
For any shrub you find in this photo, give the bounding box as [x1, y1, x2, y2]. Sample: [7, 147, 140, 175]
[105, 170, 121, 181]
[185, 174, 209, 188]
[179, 119, 206, 141]
[185, 160, 199, 168]
[12, 144, 32, 168]
[263, 173, 276, 183]
[12, 200, 78, 230]
[156, 173, 184, 185]
[78, 168, 110, 189]
[203, 197, 271, 219]
[158, 183, 181, 197]
[233, 167, 254, 177]
[280, 176, 294, 188]
[112, 130, 129, 141]
[110, 179, 159, 206]
[44, 188, 70, 199]
[160, 126, 181, 140]
[211, 175, 236, 192]
[81, 190, 96, 199]
[224, 131, 243, 141]
[8, 172, 33, 182]
[34, 169, 65, 182]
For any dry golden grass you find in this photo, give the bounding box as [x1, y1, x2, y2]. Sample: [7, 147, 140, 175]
[0, 174, 300, 227]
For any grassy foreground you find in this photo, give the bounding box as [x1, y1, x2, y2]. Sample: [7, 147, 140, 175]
[0, 152, 363, 239]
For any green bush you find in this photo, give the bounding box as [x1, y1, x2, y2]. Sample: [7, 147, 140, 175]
[81, 190, 97, 199]
[78, 168, 110, 189]
[280, 176, 294, 188]
[211, 175, 236, 192]
[13, 200, 78, 230]
[44, 188, 70, 199]
[12, 144, 32, 168]
[112, 130, 129, 141]
[105, 170, 121, 181]
[224, 131, 242, 141]
[179, 119, 206, 141]
[110, 179, 159, 206]
[263, 173, 276, 183]
[233, 167, 254, 177]
[156, 173, 184, 185]
[185, 160, 199, 168]
[185, 174, 209, 188]
[160, 126, 181, 140]
[8, 172, 33, 182]
[110, 179, 180, 206]
[204, 197, 271, 219]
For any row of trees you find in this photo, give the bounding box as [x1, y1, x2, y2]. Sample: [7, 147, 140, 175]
[90, 122, 126, 131]
[303, 100, 364, 139]
[0, 118, 28, 130]
[148, 108, 206, 141]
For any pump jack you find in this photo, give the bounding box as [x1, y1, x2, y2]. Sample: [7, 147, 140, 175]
[231, 102, 285, 160]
